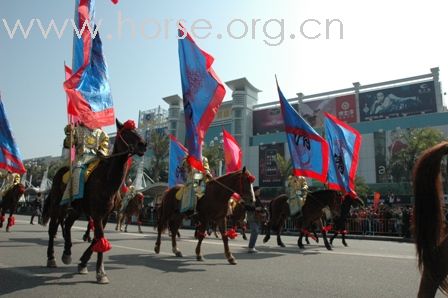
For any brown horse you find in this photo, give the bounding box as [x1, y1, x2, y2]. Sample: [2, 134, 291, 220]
[202, 201, 248, 240]
[154, 168, 256, 264]
[412, 141, 448, 297]
[42, 119, 146, 284]
[116, 192, 145, 233]
[0, 183, 25, 232]
[263, 190, 350, 250]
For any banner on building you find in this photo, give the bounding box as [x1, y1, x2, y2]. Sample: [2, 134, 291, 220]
[258, 143, 284, 187]
[300, 94, 357, 127]
[253, 107, 285, 135]
[359, 81, 437, 121]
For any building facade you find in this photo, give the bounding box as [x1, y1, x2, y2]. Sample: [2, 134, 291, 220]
[161, 68, 446, 198]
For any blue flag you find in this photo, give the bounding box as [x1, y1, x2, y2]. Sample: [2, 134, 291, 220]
[168, 135, 188, 188]
[324, 113, 361, 195]
[63, 0, 115, 129]
[0, 96, 26, 174]
[277, 81, 329, 183]
[178, 24, 226, 171]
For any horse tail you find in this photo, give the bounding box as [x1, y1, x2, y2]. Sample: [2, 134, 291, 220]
[413, 141, 448, 291]
[42, 166, 68, 226]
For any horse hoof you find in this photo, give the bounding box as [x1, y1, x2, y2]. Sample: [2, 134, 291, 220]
[263, 236, 270, 243]
[325, 245, 332, 251]
[61, 254, 72, 265]
[47, 259, 57, 268]
[243, 236, 247, 241]
[175, 251, 183, 257]
[96, 274, 109, 284]
[154, 246, 160, 254]
[78, 264, 88, 275]
[279, 243, 286, 248]
[228, 258, 237, 265]
[196, 255, 205, 261]
[139, 230, 142, 234]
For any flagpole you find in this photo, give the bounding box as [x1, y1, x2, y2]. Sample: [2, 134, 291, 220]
[64, 61, 75, 202]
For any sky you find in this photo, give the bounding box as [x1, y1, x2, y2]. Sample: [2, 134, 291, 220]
[0, 0, 447, 160]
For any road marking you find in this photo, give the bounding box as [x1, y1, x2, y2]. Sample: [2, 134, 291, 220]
[14, 219, 416, 260]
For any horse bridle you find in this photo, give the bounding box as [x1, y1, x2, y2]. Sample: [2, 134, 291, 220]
[208, 171, 255, 202]
[98, 128, 136, 160]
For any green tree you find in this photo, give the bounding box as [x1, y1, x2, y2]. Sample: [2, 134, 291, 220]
[203, 142, 222, 176]
[275, 153, 292, 191]
[354, 175, 369, 201]
[388, 128, 444, 182]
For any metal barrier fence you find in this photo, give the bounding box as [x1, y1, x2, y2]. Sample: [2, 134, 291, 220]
[282, 218, 406, 237]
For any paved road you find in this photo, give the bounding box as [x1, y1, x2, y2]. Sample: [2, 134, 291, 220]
[0, 215, 444, 297]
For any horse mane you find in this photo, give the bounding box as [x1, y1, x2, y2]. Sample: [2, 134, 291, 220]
[412, 141, 448, 292]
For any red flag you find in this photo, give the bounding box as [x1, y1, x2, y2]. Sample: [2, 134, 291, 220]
[222, 129, 242, 173]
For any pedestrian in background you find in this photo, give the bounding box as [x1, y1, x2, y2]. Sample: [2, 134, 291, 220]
[246, 186, 264, 253]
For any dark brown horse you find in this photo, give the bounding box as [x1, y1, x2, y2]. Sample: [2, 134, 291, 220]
[42, 119, 146, 284]
[263, 190, 348, 250]
[116, 192, 145, 233]
[412, 141, 448, 297]
[0, 183, 25, 232]
[202, 201, 248, 240]
[155, 168, 256, 264]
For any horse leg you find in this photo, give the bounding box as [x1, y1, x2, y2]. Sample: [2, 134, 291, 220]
[6, 210, 14, 232]
[320, 221, 332, 250]
[46, 217, 59, 268]
[115, 213, 119, 231]
[297, 231, 305, 249]
[276, 224, 286, 247]
[330, 231, 338, 245]
[154, 224, 163, 254]
[195, 223, 206, 261]
[124, 215, 129, 233]
[0, 210, 5, 229]
[82, 223, 91, 242]
[262, 221, 271, 243]
[341, 232, 348, 247]
[169, 219, 182, 257]
[61, 210, 79, 265]
[217, 220, 237, 265]
[241, 223, 247, 240]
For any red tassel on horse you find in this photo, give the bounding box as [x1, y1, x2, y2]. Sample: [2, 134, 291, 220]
[321, 225, 333, 233]
[7, 216, 15, 227]
[225, 228, 238, 239]
[92, 237, 112, 253]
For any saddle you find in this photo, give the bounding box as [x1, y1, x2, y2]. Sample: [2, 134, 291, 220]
[62, 160, 100, 184]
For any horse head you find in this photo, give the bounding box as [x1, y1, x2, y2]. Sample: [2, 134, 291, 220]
[115, 119, 147, 157]
[237, 167, 256, 204]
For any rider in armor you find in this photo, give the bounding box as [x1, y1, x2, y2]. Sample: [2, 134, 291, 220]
[0, 171, 21, 199]
[286, 175, 308, 215]
[61, 122, 109, 204]
[181, 155, 212, 213]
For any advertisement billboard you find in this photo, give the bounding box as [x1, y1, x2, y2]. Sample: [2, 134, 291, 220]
[259, 143, 285, 187]
[300, 94, 357, 127]
[359, 81, 437, 121]
[253, 107, 284, 135]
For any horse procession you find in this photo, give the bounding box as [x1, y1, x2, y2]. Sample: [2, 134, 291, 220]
[1, 1, 447, 297]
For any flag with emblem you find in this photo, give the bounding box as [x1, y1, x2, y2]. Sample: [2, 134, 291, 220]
[178, 24, 226, 172]
[324, 113, 361, 195]
[63, 0, 117, 129]
[277, 79, 329, 182]
[0, 95, 26, 174]
[168, 135, 189, 188]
